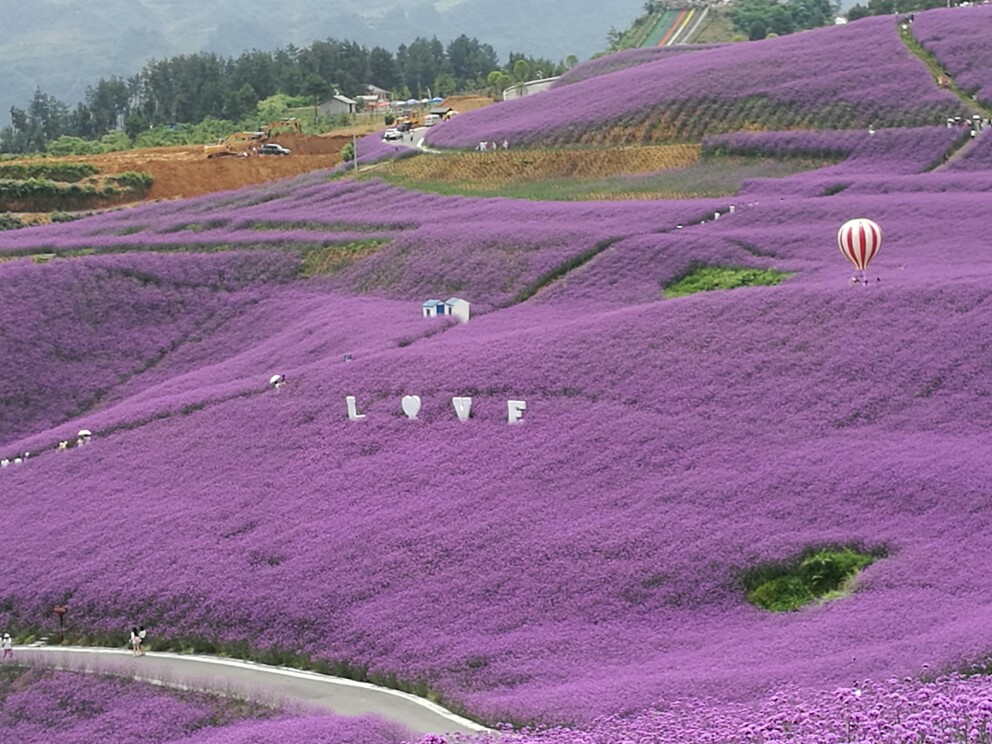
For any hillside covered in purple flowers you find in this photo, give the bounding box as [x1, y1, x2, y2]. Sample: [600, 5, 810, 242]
[4, 7, 992, 743]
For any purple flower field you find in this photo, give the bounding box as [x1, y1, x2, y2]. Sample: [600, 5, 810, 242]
[426, 16, 964, 148]
[911, 5, 992, 107]
[552, 45, 724, 88]
[3, 8, 992, 743]
[0, 666, 274, 743]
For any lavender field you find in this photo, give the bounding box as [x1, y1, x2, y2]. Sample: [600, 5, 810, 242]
[3, 7, 992, 743]
[425, 15, 970, 148]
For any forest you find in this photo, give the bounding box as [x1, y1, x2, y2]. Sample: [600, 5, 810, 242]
[0, 35, 567, 155]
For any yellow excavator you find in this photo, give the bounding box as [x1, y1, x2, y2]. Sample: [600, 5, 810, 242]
[204, 119, 302, 159]
[204, 131, 265, 159]
[262, 118, 302, 137]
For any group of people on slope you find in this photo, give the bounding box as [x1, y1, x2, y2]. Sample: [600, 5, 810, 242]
[130, 626, 147, 656]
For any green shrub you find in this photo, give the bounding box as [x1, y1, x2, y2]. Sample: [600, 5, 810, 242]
[107, 171, 154, 190]
[664, 264, 791, 298]
[743, 546, 884, 612]
[46, 135, 104, 156]
[0, 213, 26, 231]
[0, 162, 98, 182]
[341, 143, 355, 163]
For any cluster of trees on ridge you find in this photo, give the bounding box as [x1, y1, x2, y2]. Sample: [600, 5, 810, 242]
[0, 36, 571, 155]
[729, 0, 836, 40]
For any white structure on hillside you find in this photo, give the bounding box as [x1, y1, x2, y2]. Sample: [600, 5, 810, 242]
[445, 297, 471, 323]
[503, 77, 560, 101]
[422, 299, 444, 317]
[422, 297, 471, 322]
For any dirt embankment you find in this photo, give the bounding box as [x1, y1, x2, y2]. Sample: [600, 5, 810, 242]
[2, 134, 352, 210]
[3, 97, 496, 215]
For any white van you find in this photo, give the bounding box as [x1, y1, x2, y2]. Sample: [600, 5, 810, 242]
[424, 114, 441, 127]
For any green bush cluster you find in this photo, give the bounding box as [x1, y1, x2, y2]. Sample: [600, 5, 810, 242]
[0, 213, 26, 231]
[663, 264, 791, 298]
[0, 162, 98, 182]
[107, 171, 154, 189]
[0, 171, 153, 210]
[743, 546, 884, 612]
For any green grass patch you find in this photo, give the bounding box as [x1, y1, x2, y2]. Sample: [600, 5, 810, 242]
[663, 264, 791, 298]
[0, 162, 98, 183]
[300, 240, 389, 277]
[743, 546, 885, 612]
[376, 155, 834, 202]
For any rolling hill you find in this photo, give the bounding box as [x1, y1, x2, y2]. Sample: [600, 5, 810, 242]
[3, 6, 992, 742]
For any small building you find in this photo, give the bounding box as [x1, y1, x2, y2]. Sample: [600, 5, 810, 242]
[365, 84, 391, 101]
[422, 299, 444, 317]
[317, 94, 359, 117]
[445, 297, 470, 323]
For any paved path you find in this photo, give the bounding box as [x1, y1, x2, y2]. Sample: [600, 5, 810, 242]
[15, 646, 489, 738]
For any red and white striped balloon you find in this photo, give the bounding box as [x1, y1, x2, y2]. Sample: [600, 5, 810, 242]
[837, 218, 882, 271]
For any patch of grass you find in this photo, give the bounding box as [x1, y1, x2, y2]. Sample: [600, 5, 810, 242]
[300, 240, 389, 277]
[378, 153, 833, 201]
[663, 264, 791, 298]
[743, 546, 885, 612]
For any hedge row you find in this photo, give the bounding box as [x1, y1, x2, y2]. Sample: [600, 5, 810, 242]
[0, 172, 153, 211]
[0, 162, 99, 183]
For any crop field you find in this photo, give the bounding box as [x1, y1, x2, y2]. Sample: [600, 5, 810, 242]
[3, 7, 992, 744]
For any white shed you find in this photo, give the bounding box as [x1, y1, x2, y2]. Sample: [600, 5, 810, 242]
[445, 297, 471, 323]
[422, 299, 444, 317]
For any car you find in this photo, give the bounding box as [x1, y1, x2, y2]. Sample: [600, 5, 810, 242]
[383, 128, 403, 141]
[257, 143, 291, 156]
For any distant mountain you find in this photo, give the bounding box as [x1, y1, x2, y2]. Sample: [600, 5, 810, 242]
[0, 0, 643, 119]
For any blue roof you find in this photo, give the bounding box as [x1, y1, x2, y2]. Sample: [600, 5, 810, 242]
[422, 299, 442, 307]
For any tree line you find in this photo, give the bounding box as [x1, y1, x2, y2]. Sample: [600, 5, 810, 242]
[729, 0, 836, 40]
[1, 35, 570, 154]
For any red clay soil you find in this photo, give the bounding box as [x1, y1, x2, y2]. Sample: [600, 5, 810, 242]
[4, 134, 352, 208]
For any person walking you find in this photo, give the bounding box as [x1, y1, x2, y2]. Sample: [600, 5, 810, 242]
[138, 626, 147, 656]
[2, 633, 12, 660]
[130, 627, 141, 656]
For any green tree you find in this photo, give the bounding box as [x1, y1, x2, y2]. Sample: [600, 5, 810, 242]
[256, 93, 294, 123]
[512, 58, 531, 84]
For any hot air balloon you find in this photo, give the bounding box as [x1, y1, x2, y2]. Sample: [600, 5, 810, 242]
[837, 218, 882, 285]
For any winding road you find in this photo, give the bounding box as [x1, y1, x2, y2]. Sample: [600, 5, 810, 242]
[14, 646, 490, 738]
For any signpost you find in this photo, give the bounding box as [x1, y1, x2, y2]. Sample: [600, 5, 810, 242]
[52, 605, 67, 644]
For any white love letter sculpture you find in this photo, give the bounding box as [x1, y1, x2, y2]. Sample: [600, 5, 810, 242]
[507, 400, 527, 425]
[401, 395, 422, 419]
[346, 396, 365, 421]
[452, 396, 473, 422]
